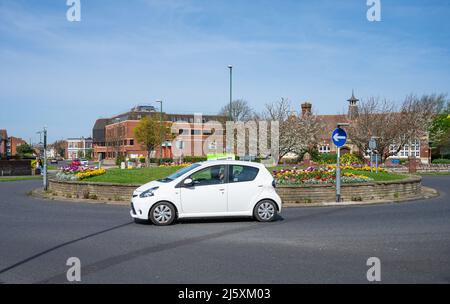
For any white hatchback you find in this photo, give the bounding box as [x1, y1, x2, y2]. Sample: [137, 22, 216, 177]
[130, 160, 282, 225]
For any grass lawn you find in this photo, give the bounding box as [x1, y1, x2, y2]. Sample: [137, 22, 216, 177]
[84, 166, 182, 184]
[81, 165, 408, 185]
[416, 171, 450, 176]
[343, 169, 407, 181]
[0, 176, 42, 182]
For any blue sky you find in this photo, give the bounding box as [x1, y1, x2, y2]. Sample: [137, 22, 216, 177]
[0, 0, 449, 143]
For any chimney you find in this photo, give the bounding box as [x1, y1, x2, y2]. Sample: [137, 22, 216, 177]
[347, 90, 359, 119]
[301, 102, 312, 116]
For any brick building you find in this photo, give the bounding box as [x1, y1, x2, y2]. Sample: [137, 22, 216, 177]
[0, 129, 7, 158]
[301, 92, 431, 164]
[65, 137, 93, 160]
[92, 106, 226, 160]
[7, 137, 27, 156]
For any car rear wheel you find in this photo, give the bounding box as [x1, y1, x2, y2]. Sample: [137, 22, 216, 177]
[149, 202, 176, 226]
[253, 200, 277, 222]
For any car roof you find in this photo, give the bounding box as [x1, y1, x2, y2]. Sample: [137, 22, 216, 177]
[199, 160, 265, 168]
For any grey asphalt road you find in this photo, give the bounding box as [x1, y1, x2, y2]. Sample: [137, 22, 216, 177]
[0, 176, 449, 284]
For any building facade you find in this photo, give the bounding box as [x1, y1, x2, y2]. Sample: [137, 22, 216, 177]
[7, 137, 27, 156]
[305, 93, 431, 164]
[0, 130, 7, 158]
[92, 106, 226, 160]
[65, 137, 93, 160]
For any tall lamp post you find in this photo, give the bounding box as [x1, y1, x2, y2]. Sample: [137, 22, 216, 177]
[228, 65, 233, 121]
[155, 100, 163, 162]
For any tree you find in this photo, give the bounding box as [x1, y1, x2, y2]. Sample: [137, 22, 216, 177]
[429, 98, 450, 158]
[134, 116, 173, 165]
[219, 99, 253, 122]
[348, 94, 443, 162]
[16, 143, 34, 157]
[52, 140, 66, 158]
[263, 98, 323, 161]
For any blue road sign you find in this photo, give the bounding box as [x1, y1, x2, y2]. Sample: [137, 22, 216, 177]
[332, 128, 347, 147]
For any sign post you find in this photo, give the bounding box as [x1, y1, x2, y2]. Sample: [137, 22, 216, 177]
[369, 138, 377, 173]
[332, 126, 348, 202]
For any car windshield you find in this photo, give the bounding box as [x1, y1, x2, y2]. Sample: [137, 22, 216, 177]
[158, 163, 202, 183]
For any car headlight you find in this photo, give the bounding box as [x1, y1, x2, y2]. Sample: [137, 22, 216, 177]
[139, 187, 159, 198]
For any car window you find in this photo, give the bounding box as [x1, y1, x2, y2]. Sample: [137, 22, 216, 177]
[190, 165, 226, 186]
[229, 165, 259, 183]
[160, 163, 202, 182]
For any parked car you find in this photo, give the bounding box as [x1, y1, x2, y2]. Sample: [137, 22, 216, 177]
[130, 160, 282, 226]
[80, 159, 89, 166]
[50, 159, 58, 164]
[71, 159, 81, 166]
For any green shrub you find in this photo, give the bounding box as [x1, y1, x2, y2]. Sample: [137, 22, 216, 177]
[341, 153, 363, 165]
[139, 156, 146, 163]
[432, 158, 450, 164]
[318, 153, 337, 164]
[115, 155, 125, 166]
[183, 156, 207, 163]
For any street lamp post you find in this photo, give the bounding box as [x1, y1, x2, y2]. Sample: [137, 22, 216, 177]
[156, 100, 163, 162]
[228, 65, 233, 122]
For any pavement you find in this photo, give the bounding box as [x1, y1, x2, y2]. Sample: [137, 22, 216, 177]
[0, 176, 449, 283]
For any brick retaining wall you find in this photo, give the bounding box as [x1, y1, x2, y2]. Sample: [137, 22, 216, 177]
[0, 160, 32, 176]
[49, 180, 137, 201]
[49, 176, 422, 204]
[277, 176, 422, 204]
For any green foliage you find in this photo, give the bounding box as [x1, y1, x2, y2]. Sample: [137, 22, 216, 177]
[16, 143, 34, 156]
[340, 153, 363, 165]
[134, 116, 173, 160]
[317, 153, 337, 164]
[147, 157, 174, 165]
[432, 158, 450, 164]
[115, 154, 125, 166]
[183, 156, 207, 163]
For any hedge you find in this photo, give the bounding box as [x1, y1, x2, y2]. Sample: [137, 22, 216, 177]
[432, 159, 450, 164]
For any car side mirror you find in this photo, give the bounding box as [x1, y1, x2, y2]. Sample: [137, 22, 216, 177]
[184, 178, 194, 187]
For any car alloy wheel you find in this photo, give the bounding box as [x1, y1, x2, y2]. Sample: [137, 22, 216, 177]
[254, 200, 276, 222]
[150, 202, 175, 226]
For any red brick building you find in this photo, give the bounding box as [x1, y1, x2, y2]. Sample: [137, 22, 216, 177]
[300, 93, 431, 164]
[92, 106, 226, 161]
[8, 137, 27, 156]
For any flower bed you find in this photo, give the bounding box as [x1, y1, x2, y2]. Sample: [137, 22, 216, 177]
[273, 167, 372, 185]
[159, 162, 192, 168]
[56, 165, 106, 181]
[325, 164, 387, 172]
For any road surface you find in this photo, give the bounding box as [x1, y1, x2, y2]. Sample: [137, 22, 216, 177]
[0, 176, 449, 283]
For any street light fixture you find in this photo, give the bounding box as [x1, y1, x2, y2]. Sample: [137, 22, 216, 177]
[155, 100, 163, 162]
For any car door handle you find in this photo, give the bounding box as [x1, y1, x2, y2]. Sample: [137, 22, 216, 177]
[219, 188, 225, 191]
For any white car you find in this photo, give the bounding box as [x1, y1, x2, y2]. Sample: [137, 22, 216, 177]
[130, 160, 282, 225]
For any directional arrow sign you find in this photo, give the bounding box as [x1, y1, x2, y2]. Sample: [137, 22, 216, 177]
[332, 128, 347, 147]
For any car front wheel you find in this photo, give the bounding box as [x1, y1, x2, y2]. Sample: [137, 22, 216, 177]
[149, 202, 176, 226]
[253, 200, 277, 222]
